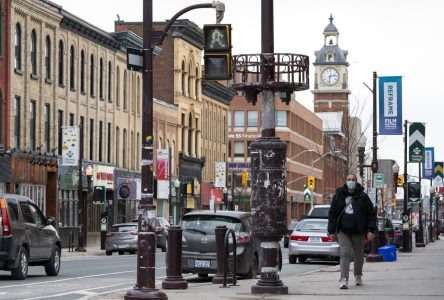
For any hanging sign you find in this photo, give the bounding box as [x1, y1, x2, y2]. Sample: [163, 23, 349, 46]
[378, 76, 402, 135]
[423, 147, 434, 179]
[409, 122, 425, 162]
[61, 126, 80, 166]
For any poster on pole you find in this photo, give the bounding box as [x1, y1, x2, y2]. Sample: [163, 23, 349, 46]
[156, 149, 169, 180]
[214, 162, 226, 187]
[61, 126, 79, 166]
[432, 162, 443, 187]
[423, 147, 434, 179]
[408, 122, 425, 162]
[378, 76, 402, 135]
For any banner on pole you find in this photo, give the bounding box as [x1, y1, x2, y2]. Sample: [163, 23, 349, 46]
[156, 149, 169, 180]
[378, 76, 402, 135]
[433, 162, 443, 187]
[214, 162, 226, 188]
[408, 122, 425, 162]
[61, 126, 79, 166]
[423, 147, 434, 179]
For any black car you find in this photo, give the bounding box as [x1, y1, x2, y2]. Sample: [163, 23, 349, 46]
[283, 220, 299, 248]
[0, 194, 61, 279]
[180, 210, 281, 279]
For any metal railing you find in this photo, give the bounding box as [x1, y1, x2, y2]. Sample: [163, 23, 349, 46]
[221, 228, 238, 288]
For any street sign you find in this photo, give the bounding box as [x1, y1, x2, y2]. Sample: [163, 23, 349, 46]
[409, 122, 425, 162]
[368, 187, 376, 206]
[126, 47, 143, 72]
[304, 192, 311, 202]
[374, 173, 384, 189]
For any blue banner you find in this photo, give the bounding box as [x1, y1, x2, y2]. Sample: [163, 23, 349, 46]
[378, 76, 402, 135]
[423, 147, 434, 179]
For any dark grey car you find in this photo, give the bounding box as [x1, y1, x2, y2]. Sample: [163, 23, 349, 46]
[180, 210, 282, 279]
[0, 194, 61, 280]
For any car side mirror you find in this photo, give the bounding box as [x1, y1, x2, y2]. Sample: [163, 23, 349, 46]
[47, 216, 56, 226]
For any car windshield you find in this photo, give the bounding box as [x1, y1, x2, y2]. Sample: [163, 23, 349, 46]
[288, 221, 299, 230]
[181, 215, 241, 235]
[111, 224, 137, 233]
[297, 220, 327, 231]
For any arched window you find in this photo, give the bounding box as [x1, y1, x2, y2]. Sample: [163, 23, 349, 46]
[195, 67, 199, 99]
[69, 45, 75, 89]
[90, 54, 95, 96]
[99, 58, 104, 99]
[181, 61, 185, 95]
[45, 36, 51, 80]
[14, 24, 22, 70]
[131, 131, 134, 169]
[108, 61, 112, 102]
[188, 113, 193, 155]
[136, 76, 140, 114]
[116, 126, 120, 166]
[188, 62, 192, 97]
[122, 129, 127, 168]
[132, 73, 136, 113]
[58, 40, 64, 85]
[136, 132, 140, 171]
[116, 66, 120, 107]
[31, 30, 37, 75]
[80, 50, 85, 93]
[123, 70, 127, 109]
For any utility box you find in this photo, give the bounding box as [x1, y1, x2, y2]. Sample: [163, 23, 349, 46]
[378, 245, 397, 262]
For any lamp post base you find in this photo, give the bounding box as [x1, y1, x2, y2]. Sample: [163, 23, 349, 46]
[415, 242, 426, 247]
[124, 288, 168, 300]
[366, 253, 383, 262]
[75, 231, 87, 252]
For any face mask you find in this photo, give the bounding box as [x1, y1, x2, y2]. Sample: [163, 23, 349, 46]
[346, 180, 356, 190]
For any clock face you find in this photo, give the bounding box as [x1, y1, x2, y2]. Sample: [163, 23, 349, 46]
[321, 67, 339, 86]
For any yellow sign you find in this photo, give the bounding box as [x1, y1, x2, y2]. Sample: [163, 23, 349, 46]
[241, 171, 249, 187]
[187, 183, 192, 194]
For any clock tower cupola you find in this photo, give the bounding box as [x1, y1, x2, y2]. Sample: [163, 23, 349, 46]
[313, 15, 350, 113]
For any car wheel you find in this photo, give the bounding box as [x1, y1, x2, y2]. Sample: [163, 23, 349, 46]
[197, 273, 208, 278]
[244, 254, 258, 279]
[11, 246, 28, 280]
[118, 251, 125, 255]
[289, 255, 297, 264]
[106, 251, 113, 256]
[298, 256, 307, 263]
[44, 245, 61, 276]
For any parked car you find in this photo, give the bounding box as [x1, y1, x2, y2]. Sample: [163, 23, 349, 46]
[284, 220, 299, 248]
[0, 194, 61, 280]
[106, 217, 169, 255]
[307, 205, 331, 218]
[364, 217, 395, 253]
[180, 210, 282, 279]
[288, 217, 339, 264]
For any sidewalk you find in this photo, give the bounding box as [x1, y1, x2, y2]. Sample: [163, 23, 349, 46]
[90, 237, 444, 300]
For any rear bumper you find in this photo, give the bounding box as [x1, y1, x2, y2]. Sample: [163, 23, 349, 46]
[0, 237, 19, 269]
[289, 241, 340, 258]
[105, 240, 138, 252]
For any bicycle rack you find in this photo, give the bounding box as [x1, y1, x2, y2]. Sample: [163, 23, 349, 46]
[221, 228, 238, 288]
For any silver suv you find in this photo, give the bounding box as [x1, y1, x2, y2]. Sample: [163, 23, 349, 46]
[0, 194, 61, 279]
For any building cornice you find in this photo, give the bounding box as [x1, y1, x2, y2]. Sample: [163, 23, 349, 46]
[202, 81, 235, 106]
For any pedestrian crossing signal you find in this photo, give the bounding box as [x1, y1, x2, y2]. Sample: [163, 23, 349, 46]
[203, 24, 232, 80]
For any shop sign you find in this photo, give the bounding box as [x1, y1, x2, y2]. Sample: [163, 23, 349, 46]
[94, 165, 115, 189]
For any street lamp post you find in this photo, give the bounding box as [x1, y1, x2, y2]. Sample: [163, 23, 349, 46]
[429, 187, 435, 243]
[75, 124, 86, 252]
[435, 194, 441, 240]
[415, 163, 425, 247]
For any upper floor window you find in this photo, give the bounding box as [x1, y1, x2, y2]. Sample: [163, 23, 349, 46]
[275, 110, 287, 127]
[188, 63, 192, 98]
[195, 67, 199, 99]
[45, 36, 51, 80]
[70, 45, 75, 90]
[90, 54, 95, 96]
[181, 61, 186, 95]
[80, 50, 85, 93]
[14, 24, 22, 70]
[247, 111, 258, 128]
[123, 70, 127, 109]
[136, 76, 140, 113]
[58, 40, 64, 85]
[99, 58, 104, 99]
[30, 101, 36, 151]
[30, 30, 37, 75]
[108, 61, 112, 102]
[44, 104, 50, 152]
[227, 111, 231, 129]
[234, 111, 245, 129]
[116, 66, 120, 107]
[14, 97, 21, 148]
[234, 141, 244, 158]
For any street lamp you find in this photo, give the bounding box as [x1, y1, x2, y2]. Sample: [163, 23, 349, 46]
[173, 179, 181, 225]
[392, 162, 399, 194]
[222, 187, 228, 210]
[85, 164, 93, 192]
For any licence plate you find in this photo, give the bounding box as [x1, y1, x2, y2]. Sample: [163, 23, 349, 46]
[310, 237, 320, 242]
[118, 244, 129, 248]
[194, 260, 211, 268]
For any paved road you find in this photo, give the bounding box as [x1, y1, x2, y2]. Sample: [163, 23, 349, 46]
[0, 247, 336, 299]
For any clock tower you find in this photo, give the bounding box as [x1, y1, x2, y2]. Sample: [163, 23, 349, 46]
[313, 15, 350, 113]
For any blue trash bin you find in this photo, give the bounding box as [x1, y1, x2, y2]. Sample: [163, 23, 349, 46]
[378, 245, 397, 262]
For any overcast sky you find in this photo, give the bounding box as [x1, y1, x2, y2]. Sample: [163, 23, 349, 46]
[52, 0, 443, 186]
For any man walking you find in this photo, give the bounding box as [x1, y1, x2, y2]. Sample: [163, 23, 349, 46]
[328, 174, 376, 289]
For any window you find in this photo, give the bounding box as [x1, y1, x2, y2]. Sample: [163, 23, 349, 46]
[45, 36, 51, 80]
[108, 61, 112, 102]
[69, 113, 74, 126]
[116, 67, 120, 107]
[14, 97, 21, 148]
[116, 126, 120, 166]
[107, 123, 111, 163]
[195, 67, 199, 99]
[181, 61, 186, 95]
[131, 131, 134, 169]
[58, 40, 64, 85]
[30, 101, 36, 151]
[227, 111, 231, 129]
[31, 30, 37, 75]
[188, 113, 193, 155]
[99, 58, 103, 99]
[136, 76, 140, 113]
[137, 133, 140, 171]
[188, 63, 192, 98]
[90, 119, 94, 160]
[80, 116, 84, 155]
[90, 54, 94, 96]
[19, 202, 34, 224]
[181, 113, 186, 151]
[228, 141, 231, 158]
[275, 110, 287, 127]
[234, 111, 245, 128]
[44, 104, 50, 152]
[247, 111, 258, 128]
[234, 141, 244, 158]
[122, 129, 127, 168]
[28, 203, 44, 226]
[99, 121, 103, 161]
[70, 45, 75, 89]
[80, 50, 85, 93]
[123, 70, 127, 109]
[15, 24, 22, 70]
[58, 110, 63, 155]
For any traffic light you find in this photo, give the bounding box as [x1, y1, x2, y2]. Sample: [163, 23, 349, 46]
[203, 24, 232, 80]
[241, 170, 249, 187]
[357, 146, 365, 177]
[397, 175, 404, 187]
[307, 176, 315, 191]
[92, 186, 106, 204]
